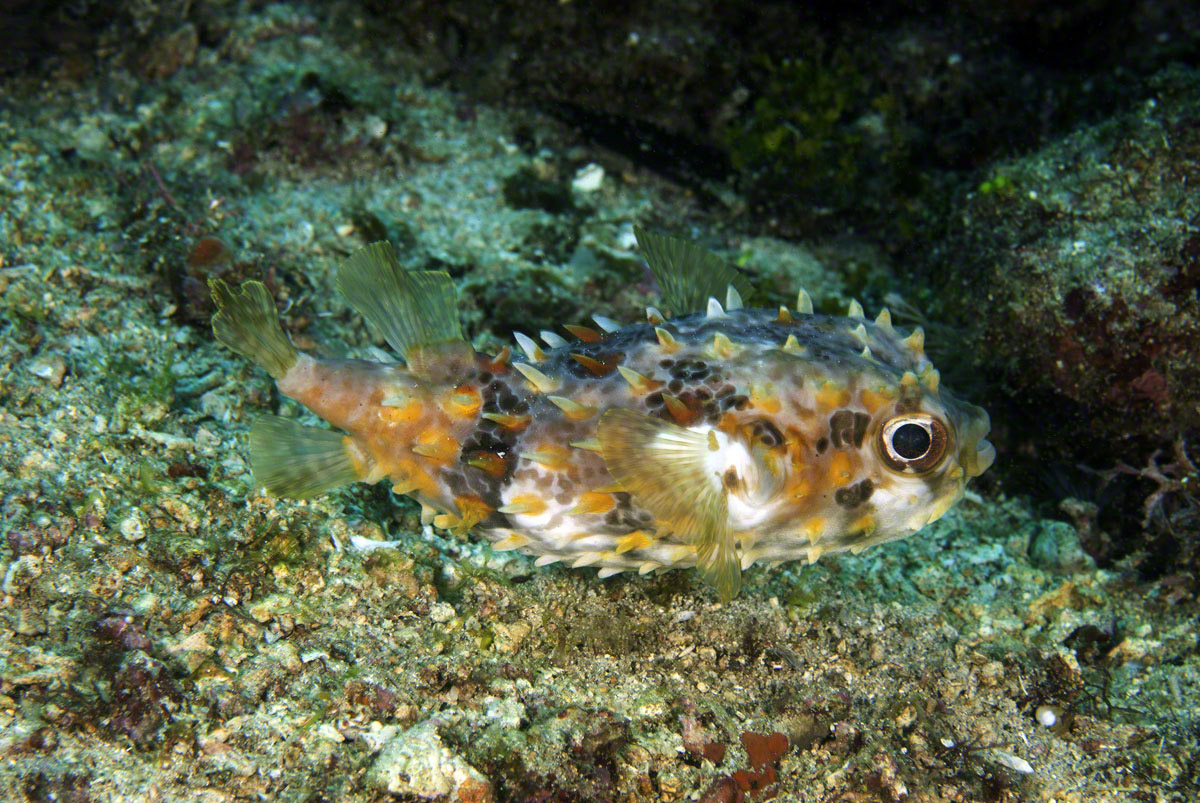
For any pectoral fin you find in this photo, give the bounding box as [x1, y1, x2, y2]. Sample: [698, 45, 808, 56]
[596, 408, 741, 600]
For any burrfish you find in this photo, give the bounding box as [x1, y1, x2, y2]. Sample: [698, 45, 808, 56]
[210, 228, 993, 599]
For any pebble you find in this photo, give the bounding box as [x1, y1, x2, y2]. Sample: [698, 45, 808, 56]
[317, 723, 345, 743]
[200, 390, 231, 422]
[73, 122, 111, 158]
[119, 511, 146, 542]
[1029, 520, 1095, 573]
[27, 354, 66, 386]
[364, 115, 388, 139]
[429, 602, 456, 623]
[992, 749, 1033, 774]
[1035, 705, 1058, 727]
[572, 162, 605, 193]
[367, 720, 494, 801]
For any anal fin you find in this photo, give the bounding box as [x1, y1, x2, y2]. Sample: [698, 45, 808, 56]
[249, 415, 368, 498]
[596, 408, 742, 600]
[696, 522, 741, 603]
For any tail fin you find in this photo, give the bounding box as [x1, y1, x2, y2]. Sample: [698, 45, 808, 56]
[210, 279, 299, 379]
[249, 415, 367, 498]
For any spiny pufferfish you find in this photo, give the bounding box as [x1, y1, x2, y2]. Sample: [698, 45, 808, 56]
[211, 229, 994, 600]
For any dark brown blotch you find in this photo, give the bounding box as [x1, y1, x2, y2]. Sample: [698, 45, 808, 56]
[829, 410, 854, 448]
[722, 467, 741, 492]
[669, 359, 711, 382]
[829, 410, 871, 449]
[748, 419, 785, 448]
[852, 412, 870, 447]
[834, 478, 874, 508]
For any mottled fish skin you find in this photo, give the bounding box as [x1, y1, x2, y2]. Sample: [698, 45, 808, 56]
[444, 308, 991, 570]
[211, 233, 994, 599]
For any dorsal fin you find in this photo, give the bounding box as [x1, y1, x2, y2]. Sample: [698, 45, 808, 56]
[634, 227, 753, 316]
[596, 408, 741, 600]
[336, 242, 471, 376]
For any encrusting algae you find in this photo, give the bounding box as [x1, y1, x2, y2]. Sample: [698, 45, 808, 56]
[211, 229, 994, 600]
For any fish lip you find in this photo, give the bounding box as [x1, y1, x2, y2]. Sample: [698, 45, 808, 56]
[963, 436, 996, 478]
[954, 405, 994, 479]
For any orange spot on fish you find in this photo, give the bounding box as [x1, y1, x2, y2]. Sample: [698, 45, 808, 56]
[570, 491, 616, 515]
[520, 444, 572, 470]
[849, 513, 876, 536]
[802, 517, 824, 543]
[465, 450, 508, 478]
[454, 495, 494, 531]
[499, 494, 548, 516]
[412, 429, 460, 464]
[828, 451, 853, 487]
[616, 365, 663, 395]
[481, 412, 531, 431]
[380, 397, 423, 425]
[662, 393, 697, 425]
[749, 385, 782, 413]
[816, 381, 850, 411]
[446, 384, 481, 418]
[615, 530, 652, 554]
[858, 387, 893, 415]
[391, 459, 440, 498]
[486, 346, 511, 372]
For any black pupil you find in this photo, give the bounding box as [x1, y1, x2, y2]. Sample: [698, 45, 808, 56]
[892, 423, 931, 459]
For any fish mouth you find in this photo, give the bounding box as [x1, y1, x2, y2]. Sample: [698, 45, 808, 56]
[966, 437, 996, 477]
[959, 406, 995, 478]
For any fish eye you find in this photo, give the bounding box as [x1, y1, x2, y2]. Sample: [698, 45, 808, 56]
[879, 414, 948, 473]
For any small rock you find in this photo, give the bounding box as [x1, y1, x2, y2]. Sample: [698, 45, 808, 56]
[991, 749, 1033, 774]
[482, 696, 526, 730]
[269, 642, 303, 673]
[429, 602, 455, 623]
[19, 451, 55, 477]
[1035, 705, 1058, 727]
[16, 608, 47, 636]
[365, 115, 388, 139]
[490, 621, 529, 654]
[195, 426, 221, 452]
[199, 390, 231, 421]
[73, 122, 111, 158]
[317, 723, 346, 743]
[572, 162, 605, 193]
[27, 353, 66, 386]
[119, 511, 146, 542]
[978, 660, 1004, 686]
[367, 720, 494, 801]
[248, 594, 295, 624]
[1029, 520, 1095, 573]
